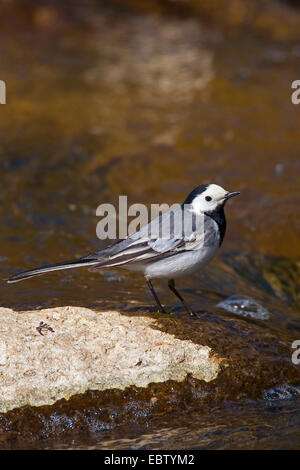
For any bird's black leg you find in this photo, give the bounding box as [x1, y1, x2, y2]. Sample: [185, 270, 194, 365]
[146, 279, 166, 313]
[168, 279, 197, 317]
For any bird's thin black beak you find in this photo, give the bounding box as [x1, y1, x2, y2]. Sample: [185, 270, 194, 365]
[225, 191, 240, 200]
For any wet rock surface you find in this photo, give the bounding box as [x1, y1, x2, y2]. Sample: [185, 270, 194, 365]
[0, 306, 299, 445]
[217, 295, 271, 319]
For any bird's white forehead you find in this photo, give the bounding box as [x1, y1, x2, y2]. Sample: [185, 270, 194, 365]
[204, 184, 227, 199]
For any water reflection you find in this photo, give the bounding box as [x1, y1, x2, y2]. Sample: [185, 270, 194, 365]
[0, 0, 299, 450]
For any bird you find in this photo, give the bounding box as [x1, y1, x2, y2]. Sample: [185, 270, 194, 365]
[7, 184, 240, 316]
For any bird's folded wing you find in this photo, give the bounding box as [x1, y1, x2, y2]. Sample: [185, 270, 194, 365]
[87, 208, 217, 269]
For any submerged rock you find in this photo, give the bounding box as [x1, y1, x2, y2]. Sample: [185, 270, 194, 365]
[263, 384, 300, 401]
[109, 0, 300, 41]
[217, 295, 270, 320]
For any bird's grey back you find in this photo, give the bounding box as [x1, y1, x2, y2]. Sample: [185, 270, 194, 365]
[89, 204, 218, 264]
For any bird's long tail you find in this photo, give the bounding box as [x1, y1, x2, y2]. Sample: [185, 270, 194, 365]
[7, 257, 100, 283]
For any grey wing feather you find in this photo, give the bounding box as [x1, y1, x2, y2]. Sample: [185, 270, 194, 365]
[89, 206, 210, 268]
[7, 208, 218, 282]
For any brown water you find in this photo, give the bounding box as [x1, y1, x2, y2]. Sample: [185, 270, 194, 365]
[0, 0, 299, 449]
[43, 397, 300, 450]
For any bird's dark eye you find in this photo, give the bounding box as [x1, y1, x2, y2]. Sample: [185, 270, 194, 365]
[205, 196, 212, 201]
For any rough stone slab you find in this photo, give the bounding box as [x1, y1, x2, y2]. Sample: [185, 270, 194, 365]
[0, 307, 221, 413]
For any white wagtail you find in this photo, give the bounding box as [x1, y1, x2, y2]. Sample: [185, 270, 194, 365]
[8, 184, 240, 316]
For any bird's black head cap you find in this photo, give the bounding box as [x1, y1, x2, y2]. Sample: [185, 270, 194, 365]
[183, 184, 209, 205]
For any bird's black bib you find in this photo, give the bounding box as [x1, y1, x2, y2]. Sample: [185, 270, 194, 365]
[204, 206, 226, 247]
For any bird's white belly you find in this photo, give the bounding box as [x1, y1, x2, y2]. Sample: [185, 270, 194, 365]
[126, 244, 219, 279]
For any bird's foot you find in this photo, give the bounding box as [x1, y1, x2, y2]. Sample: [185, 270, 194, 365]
[188, 310, 202, 319]
[159, 307, 168, 314]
